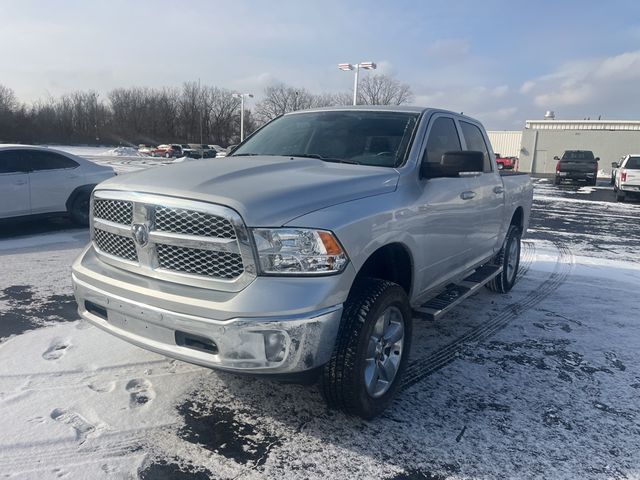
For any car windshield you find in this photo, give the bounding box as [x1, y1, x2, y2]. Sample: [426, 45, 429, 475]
[562, 151, 595, 161]
[232, 110, 420, 168]
[625, 156, 640, 169]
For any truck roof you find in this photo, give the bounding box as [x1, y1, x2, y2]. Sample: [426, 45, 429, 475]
[285, 105, 483, 125]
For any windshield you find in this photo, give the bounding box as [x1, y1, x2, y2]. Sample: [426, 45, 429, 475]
[232, 110, 420, 167]
[562, 151, 595, 161]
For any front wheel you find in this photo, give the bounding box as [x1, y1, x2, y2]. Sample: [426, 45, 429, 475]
[486, 225, 521, 294]
[321, 278, 412, 419]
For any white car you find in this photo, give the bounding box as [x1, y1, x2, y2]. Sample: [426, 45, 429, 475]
[0, 145, 115, 225]
[613, 154, 640, 202]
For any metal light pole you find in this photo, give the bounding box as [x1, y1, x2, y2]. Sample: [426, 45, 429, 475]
[232, 93, 254, 142]
[338, 61, 377, 105]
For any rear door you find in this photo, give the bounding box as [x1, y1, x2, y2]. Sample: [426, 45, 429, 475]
[0, 150, 31, 218]
[459, 120, 505, 263]
[22, 150, 81, 214]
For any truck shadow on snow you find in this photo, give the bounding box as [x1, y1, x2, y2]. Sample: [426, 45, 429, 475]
[0, 216, 86, 240]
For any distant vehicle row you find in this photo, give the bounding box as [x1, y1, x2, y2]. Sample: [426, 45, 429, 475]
[139, 144, 225, 159]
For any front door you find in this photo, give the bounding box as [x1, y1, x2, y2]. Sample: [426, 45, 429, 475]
[411, 115, 476, 296]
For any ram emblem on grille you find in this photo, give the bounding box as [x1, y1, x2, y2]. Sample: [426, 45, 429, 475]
[132, 224, 149, 247]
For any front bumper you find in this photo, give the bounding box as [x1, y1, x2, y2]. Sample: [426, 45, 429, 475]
[72, 245, 354, 374]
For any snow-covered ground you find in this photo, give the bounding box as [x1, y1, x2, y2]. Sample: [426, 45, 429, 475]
[1, 180, 639, 479]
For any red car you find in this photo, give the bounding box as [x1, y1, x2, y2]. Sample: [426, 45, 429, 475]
[495, 153, 517, 170]
[149, 144, 183, 158]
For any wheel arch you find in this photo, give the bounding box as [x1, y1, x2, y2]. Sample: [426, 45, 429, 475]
[510, 206, 524, 233]
[66, 184, 96, 212]
[351, 242, 414, 298]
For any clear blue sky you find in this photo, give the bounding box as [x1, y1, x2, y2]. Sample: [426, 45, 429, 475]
[1, 0, 639, 129]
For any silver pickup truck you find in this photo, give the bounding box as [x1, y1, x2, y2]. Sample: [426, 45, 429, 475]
[72, 106, 533, 418]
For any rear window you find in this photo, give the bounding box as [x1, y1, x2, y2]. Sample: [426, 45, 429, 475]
[562, 151, 595, 161]
[624, 157, 640, 169]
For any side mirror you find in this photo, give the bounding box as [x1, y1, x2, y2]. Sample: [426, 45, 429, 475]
[595, 157, 600, 161]
[553, 156, 560, 161]
[421, 151, 484, 179]
[611, 162, 619, 168]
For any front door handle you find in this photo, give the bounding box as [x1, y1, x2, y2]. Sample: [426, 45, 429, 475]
[460, 191, 476, 200]
[493, 186, 505, 194]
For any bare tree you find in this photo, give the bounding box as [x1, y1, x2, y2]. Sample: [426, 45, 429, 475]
[255, 84, 316, 123]
[357, 74, 413, 105]
[0, 84, 19, 141]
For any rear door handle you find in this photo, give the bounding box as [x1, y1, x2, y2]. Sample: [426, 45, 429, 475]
[14, 180, 27, 185]
[493, 186, 504, 194]
[460, 191, 476, 200]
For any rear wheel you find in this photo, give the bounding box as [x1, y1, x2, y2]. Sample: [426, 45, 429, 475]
[69, 191, 91, 226]
[616, 191, 626, 202]
[321, 278, 412, 419]
[554, 177, 561, 185]
[486, 225, 521, 294]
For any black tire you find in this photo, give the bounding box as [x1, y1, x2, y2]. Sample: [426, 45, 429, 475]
[486, 225, 521, 294]
[616, 191, 626, 202]
[69, 191, 91, 226]
[590, 178, 598, 187]
[320, 278, 412, 419]
[165, 152, 171, 158]
[554, 177, 561, 185]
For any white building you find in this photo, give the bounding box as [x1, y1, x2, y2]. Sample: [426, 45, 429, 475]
[518, 119, 640, 174]
[487, 131, 522, 158]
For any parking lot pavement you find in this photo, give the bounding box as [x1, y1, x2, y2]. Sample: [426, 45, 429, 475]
[1, 180, 639, 479]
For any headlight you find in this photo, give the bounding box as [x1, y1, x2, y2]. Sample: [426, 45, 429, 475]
[252, 228, 348, 275]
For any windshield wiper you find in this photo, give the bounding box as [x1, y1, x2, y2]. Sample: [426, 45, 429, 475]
[286, 153, 360, 165]
[231, 153, 261, 157]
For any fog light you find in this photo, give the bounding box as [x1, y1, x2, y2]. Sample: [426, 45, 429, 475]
[263, 332, 286, 362]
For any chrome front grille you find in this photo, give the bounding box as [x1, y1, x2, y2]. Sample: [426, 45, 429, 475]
[155, 206, 236, 238]
[94, 199, 133, 225]
[94, 228, 138, 262]
[91, 191, 256, 291]
[156, 244, 244, 279]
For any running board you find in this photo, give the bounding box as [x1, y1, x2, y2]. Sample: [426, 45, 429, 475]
[413, 265, 503, 321]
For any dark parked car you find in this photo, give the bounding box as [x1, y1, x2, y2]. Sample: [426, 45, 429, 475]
[554, 150, 599, 186]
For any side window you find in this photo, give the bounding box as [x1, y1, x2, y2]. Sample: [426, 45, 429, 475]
[423, 117, 461, 165]
[460, 121, 492, 172]
[22, 151, 79, 171]
[0, 150, 28, 174]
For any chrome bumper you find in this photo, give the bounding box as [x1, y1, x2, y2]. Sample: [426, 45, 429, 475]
[72, 246, 353, 374]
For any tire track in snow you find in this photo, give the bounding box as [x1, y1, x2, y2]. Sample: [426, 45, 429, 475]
[0, 429, 153, 472]
[402, 240, 573, 390]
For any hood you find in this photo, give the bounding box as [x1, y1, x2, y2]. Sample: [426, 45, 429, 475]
[96, 156, 399, 226]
